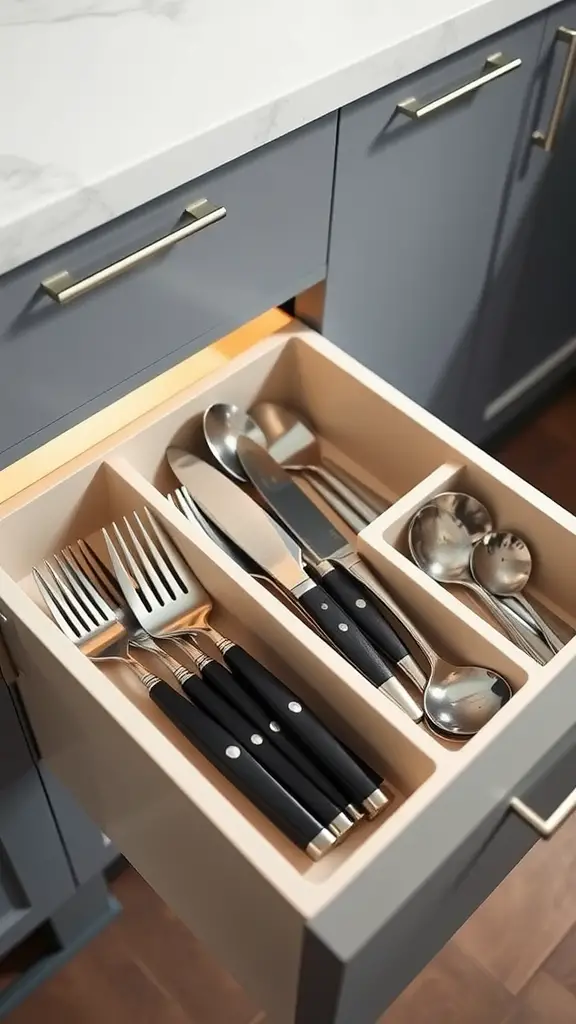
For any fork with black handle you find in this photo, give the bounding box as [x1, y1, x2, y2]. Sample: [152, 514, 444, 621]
[80, 537, 364, 822]
[103, 508, 390, 818]
[33, 542, 337, 860]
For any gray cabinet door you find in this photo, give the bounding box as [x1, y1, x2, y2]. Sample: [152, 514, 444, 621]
[0, 682, 75, 957]
[466, 0, 576, 440]
[322, 16, 547, 431]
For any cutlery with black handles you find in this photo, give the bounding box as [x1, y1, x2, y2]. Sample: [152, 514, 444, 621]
[103, 507, 388, 816]
[84, 524, 364, 822]
[167, 447, 423, 723]
[33, 540, 336, 860]
[236, 437, 429, 689]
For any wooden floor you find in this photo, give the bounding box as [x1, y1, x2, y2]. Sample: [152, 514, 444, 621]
[7, 379, 576, 1024]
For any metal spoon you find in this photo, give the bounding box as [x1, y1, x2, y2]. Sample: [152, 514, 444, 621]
[203, 402, 372, 531]
[427, 491, 541, 639]
[408, 505, 546, 663]
[251, 402, 384, 523]
[471, 532, 564, 655]
[356, 571, 512, 737]
[202, 404, 266, 482]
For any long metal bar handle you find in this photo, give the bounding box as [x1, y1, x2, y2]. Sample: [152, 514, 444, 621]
[396, 52, 522, 120]
[532, 27, 576, 152]
[511, 786, 576, 838]
[41, 198, 226, 305]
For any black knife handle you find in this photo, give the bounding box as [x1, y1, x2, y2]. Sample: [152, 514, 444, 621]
[319, 563, 408, 664]
[179, 670, 347, 831]
[299, 580, 423, 722]
[148, 680, 332, 857]
[222, 642, 384, 810]
[200, 658, 354, 813]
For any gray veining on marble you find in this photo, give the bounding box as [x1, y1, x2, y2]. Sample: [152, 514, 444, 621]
[0, 0, 558, 274]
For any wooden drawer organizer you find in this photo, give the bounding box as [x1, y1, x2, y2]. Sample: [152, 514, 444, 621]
[1, 321, 576, 1024]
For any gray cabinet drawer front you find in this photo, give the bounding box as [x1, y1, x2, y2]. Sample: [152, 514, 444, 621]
[0, 683, 75, 956]
[0, 115, 335, 462]
[322, 16, 545, 433]
[298, 668, 576, 1024]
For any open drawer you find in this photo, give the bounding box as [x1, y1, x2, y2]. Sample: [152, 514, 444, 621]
[1, 321, 576, 1024]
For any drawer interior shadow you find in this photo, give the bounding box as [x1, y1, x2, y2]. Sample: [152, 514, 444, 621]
[375, 462, 576, 665]
[0, 457, 442, 888]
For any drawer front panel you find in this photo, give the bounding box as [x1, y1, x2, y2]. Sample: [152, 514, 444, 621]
[299, 720, 576, 1024]
[0, 116, 335, 465]
[1, 323, 576, 1023]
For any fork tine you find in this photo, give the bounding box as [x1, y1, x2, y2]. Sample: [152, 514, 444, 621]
[53, 553, 101, 627]
[172, 489, 192, 519]
[143, 507, 198, 595]
[126, 512, 176, 604]
[102, 526, 152, 623]
[60, 548, 114, 623]
[74, 539, 124, 609]
[33, 567, 83, 640]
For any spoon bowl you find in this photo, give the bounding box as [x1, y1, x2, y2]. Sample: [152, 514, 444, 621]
[423, 663, 512, 737]
[408, 503, 546, 662]
[472, 531, 564, 655]
[471, 531, 532, 597]
[202, 404, 266, 482]
[408, 504, 473, 583]
[428, 492, 493, 544]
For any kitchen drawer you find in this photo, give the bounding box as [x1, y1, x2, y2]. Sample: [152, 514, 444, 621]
[0, 322, 575, 1023]
[0, 116, 335, 468]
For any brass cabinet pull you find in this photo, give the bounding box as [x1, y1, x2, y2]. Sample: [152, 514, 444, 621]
[396, 52, 522, 120]
[510, 787, 576, 838]
[532, 26, 576, 152]
[41, 198, 226, 305]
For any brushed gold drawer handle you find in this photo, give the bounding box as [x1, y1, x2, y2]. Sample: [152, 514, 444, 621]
[532, 26, 576, 152]
[397, 52, 522, 120]
[510, 788, 576, 838]
[41, 198, 227, 305]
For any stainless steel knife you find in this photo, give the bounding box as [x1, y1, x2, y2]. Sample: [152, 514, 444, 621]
[236, 436, 428, 693]
[167, 446, 423, 721]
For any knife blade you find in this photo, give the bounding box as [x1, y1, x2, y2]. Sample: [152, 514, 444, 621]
[236, 436, 427, 693]
[167, 446, 422, 722]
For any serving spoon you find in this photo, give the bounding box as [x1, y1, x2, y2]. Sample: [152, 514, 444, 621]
[408, 504, 546, 663]
[471, 531, 564, 655]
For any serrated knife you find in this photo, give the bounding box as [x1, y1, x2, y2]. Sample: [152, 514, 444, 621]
[236, 436, 428, 693]
[167, 446, 422, 722]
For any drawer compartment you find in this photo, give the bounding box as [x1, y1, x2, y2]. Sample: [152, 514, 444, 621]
[1, 322, 576, 1024]
[0, 116, 335, 467]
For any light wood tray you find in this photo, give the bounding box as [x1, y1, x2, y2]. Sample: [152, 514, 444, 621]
[1, 319, 575, 1024]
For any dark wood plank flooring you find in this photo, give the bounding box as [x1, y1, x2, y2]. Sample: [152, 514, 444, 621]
[7, 378, 576, 1024]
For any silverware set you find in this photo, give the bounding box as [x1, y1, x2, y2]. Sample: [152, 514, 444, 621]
[34, 404, 559, 854]
[164, 402, 515, 738]
[408, 492, 564, 664]
[34, 511, 389, 861]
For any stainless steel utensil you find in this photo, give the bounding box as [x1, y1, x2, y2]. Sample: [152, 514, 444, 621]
[103, 508, 388, 817]
[251, 401, 384, 523]
[235, 437, 430, 693]
[167, 447, 423, 723]
[408, 504, 546, 663]
[203, 401, 376, 532]
[471, 531, 564, 655]
[33, 544, 338, 853]
[360, 579, 513, 737]
[427, 491, 541, 638]
[203, 404, 267, 483]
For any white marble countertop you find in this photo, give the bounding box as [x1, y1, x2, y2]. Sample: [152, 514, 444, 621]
[0, 0, 557, 275]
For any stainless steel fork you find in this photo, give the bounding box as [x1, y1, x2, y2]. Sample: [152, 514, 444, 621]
[34, 539, 336, 858]
[102, 510, 388, 817]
